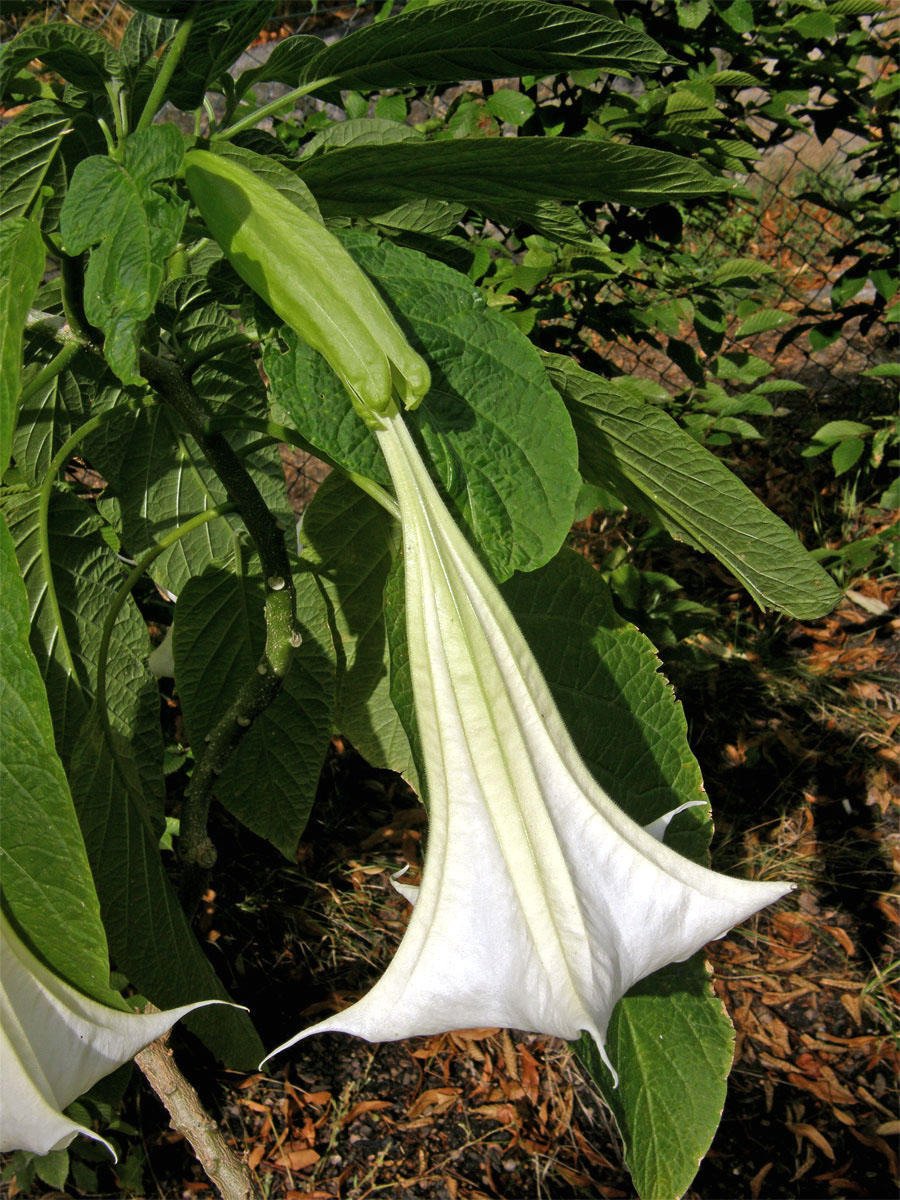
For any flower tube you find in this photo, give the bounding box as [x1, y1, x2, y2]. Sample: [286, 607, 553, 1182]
[265, 405, 791, 1076]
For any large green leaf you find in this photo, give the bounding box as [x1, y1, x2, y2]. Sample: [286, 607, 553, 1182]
[298, 138, 726, 219]
[59, 124, 187, 385]
[0, 24, 122, 98]
[301, 474, 416, 786]
[13, 332, 93, 488]
[575, 957, 734, 1200]
[0, 99, 71, 226]
[236, 0, 665, 98]
[69, 709, 262, 1068]
[265, 232, 580, 581]
[0, 215, 45, 474]
[174, 559, 335, 857]
[86, 401, 287, 597]
[2, 489, 163, 802]
[546, 356, 841, 619]
[164, 1, 279, 111]
[0, 515, 122, 1010]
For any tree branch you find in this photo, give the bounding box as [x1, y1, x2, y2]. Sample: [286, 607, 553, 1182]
[135, 1032, 263, 1200]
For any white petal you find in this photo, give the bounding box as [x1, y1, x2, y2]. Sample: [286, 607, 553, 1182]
[265, 411, 790, 1075]
[0, 913, 233, 1157]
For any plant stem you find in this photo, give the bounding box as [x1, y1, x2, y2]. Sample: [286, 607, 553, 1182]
[135, 1023, 263, 1200]
[95, 504, 237, 777]
[137, 352, 299, 897]
[19, 337, 82, 406]
[212, 76, 338, 142]
[206, 414, 400, 520]
[135, 6, 198, 134]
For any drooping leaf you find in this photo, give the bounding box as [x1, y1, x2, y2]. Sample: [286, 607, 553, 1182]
[1, 489, 163, 801]
[301, 473, 416, 785]
[236, 0, 665, 99]
[0, 24, 122, 98]
[545, 356, 841, 619]
[575, 957, 734, 1200]
[68, 708, 262, 1068]
[174, 560, 335, 857]
[163, 1, 279, 111]
[0, 99, 71, 226]
[59, 124, 187, 385]
[0, 515, 122, 1009]
[298, 138, 726, 220]
[0, 215, 45, 473]
[13, 331, 93, 488]
[265, 231, 580, 581]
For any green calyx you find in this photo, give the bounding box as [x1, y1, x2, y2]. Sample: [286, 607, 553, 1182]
[182, 149, 430, 420]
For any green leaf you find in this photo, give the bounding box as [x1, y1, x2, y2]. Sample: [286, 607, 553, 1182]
[174, 561, 335, 857]
[545, 356, 841, 620]
[69, 707, 262, 1068]
[33, 1149, 69, 1192]
[119, 10, 178, 77]
[59, 124, 187, 385]
[2, 488, 164, 794]
[243, 0, 664, 98]
[13, 332, 92, 488]
[809, 420, 873, 443]
[265, 231, 580, 580]
[301, 474, 417, 785]
[862, 362, 900, 379]
[374, 93, 408, 123]
[298, 137, 726, 218]
[0, 24, 122, 97]
[0, 515, 121, 1008]
[164, 2, 279, 111]
[0, 215, 45, 473]
[302, 117, 423, 158]
[0, 99, 71, 226]
[712, 257, 777, 287]
[576, 957, 733, 1200]
[733, 308, 794, 338]
[832, 436, 866, 476]
[500, 550, 731, 1200]
[87, 404, 243, 595]
[484, 88, 536, 126]
[789, 10, 837, 39]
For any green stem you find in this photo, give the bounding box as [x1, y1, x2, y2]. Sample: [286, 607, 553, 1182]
[211, 76, 338, 143]
[136, 6, 198, 134]
[206, 415, 401, 521]
[95, 504, 237, 777]
[38, 404, 148, 676]
[137, 352, 299, 889]
[19, 338, 82, 407]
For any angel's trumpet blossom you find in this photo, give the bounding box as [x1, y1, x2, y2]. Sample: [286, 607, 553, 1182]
[0, 912, 229, 1157]
[266, 406, 791, 1075]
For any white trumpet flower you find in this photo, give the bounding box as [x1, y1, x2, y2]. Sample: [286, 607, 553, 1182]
[266, 408, 790, 1076]
[0, 912, 228, 1157]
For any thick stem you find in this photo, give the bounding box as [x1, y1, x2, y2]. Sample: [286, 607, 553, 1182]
[19, 337, 82, 407]
[135, 6, 198, 134]
[212, 76, 338, 142]
[137, 353, 298, 896]
[135, 1029, 263, 1200]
